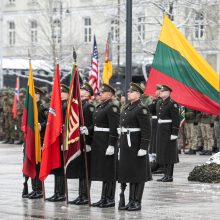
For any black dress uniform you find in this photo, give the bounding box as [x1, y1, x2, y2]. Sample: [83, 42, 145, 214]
[156, 85, 180, 182]
[90, 84, 120, 208]
[67, 96, 95, 205]
[118, 83, 151, 211]
[27, 87, 47, 199]
[46, 85, 68, 202]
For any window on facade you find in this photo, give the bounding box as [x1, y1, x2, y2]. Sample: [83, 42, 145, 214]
[30, 20, 37, 43]
[9, 21, 15, 46]
[137, 16, 145, 41]
[84, 17, 91, 43]
[195, 12, 204, 39]
[111, 19, 119, 43]
[53, 19, 61, 43]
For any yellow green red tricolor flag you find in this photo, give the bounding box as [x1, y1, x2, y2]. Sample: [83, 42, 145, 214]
[22, 63, 41, 178]
[145, 16, 220, 115]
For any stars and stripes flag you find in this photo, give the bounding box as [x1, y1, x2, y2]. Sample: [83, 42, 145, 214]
[89, 35, 100, 94]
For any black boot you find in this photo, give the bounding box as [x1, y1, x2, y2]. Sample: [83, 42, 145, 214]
[100, 181, 116, 208]
[91, 182, 108, 207]
[162, 164, 174, 182]
[69, 179, 83, 205]
[8, 139, 14, 144]
[46, 175, 59, 201]
[22, 181, 29, 198]
[75, 179, 90, 205]
[53, 176, 66, 202]
[157, 164, 167, 182]
[120, 183, 135, 210]
[28, 178, 37, 199]
[2, 138, 10, 144]
[128, 183, 145, 211]
[118, 183, 127, 210]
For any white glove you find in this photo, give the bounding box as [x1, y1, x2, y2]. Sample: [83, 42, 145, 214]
[38, 123, 41, 131]
[117, 128, 121, 135]
[137, 149, 147, 156]
[106, 146, 115, 155]
[86, 145, 91, 152]
[80, 126, 89, 135]
[170, 135, 178, 140]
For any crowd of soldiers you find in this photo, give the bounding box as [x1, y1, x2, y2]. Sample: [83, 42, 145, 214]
[0, 82, 219, 211]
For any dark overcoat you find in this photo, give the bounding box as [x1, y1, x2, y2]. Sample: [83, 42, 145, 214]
[156, 97, 180, 164]
[148, 98, 160, 154]
[118, 100, 152, 183]
[90, 99, 119, 182]
[67, 99, 94, 179]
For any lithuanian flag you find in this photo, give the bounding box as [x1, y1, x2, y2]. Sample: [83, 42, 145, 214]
[102, 32, 113, 84]
[22, 63, 41, 179]
[145, 16, 220, 115]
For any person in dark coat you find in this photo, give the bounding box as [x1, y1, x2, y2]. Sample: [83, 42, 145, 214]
[156, 85, 180, 182]
[68, 83, 95, 205]
[27, 87, 47, 199]
[46, 84, 69, 202]
[86, 84, 120, 208]
[118, 83, 152, 211]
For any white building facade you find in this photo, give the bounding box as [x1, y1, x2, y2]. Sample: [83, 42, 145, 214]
[0, 0, 219, 87]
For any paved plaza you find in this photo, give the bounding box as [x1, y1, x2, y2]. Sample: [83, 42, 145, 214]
[0, 143, 220, 220]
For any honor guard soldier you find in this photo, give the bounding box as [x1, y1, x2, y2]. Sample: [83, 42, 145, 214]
[46, 84, 69, 202]
[68, 83, 95, 205]
[26, 87, 47, 199]
[148, 84, 163, 173]
[118, 83, 152, 211]
[156, 85, 180, 182]
[88, 83, 120, 208]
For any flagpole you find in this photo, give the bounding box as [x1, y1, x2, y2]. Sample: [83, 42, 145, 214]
[74, 48, 91, 206]
[58, 58, 69, 206]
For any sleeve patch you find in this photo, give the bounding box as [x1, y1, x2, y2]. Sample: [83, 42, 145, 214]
[89, 106, 95, 112]
[142, 109, 148, 114]
[112, 106, 118, 112]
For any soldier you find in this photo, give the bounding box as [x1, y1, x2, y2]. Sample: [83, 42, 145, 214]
[88, 84, 120, 208]
[15, 88, 26, 145]
[156, 85, 180, 182]
[118, 83, 151, 211]
[199, 112, 215, 155]
[68, 83, 94, 205]
[27, 87, 47, 199]
[148, 84, 162, 159]
[184, 108, 199, 155]
[0, 90, 5, 141]
[2, 91, 14, 144]
[214, 115, 219, 152]
[46, 84, 69, 202]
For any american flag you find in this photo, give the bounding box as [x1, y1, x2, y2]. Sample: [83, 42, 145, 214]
[89, 35, 100, 94]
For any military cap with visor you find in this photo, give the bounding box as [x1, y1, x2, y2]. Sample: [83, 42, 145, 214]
[100, 83, 116, 95]
[128, 82, 144, 94]
[81, 82, 94, 96]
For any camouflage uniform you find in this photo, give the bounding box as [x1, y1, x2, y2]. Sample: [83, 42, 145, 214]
[0, 91, 5, 141]
[199, 113, 215, 154]
[214, 116, 219, 150]
[16, 90, 26, 144]
[184, 109, 199, 153]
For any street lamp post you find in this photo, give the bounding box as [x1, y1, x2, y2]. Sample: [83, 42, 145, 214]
[125, 0, 132, 97]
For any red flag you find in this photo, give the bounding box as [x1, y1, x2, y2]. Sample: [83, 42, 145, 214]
[12, 76, 20, 119]
[39, 64, 63, 181]
[64, 65, 81, 169]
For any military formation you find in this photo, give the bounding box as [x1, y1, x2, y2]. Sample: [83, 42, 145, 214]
[0, 82, 219, 211]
